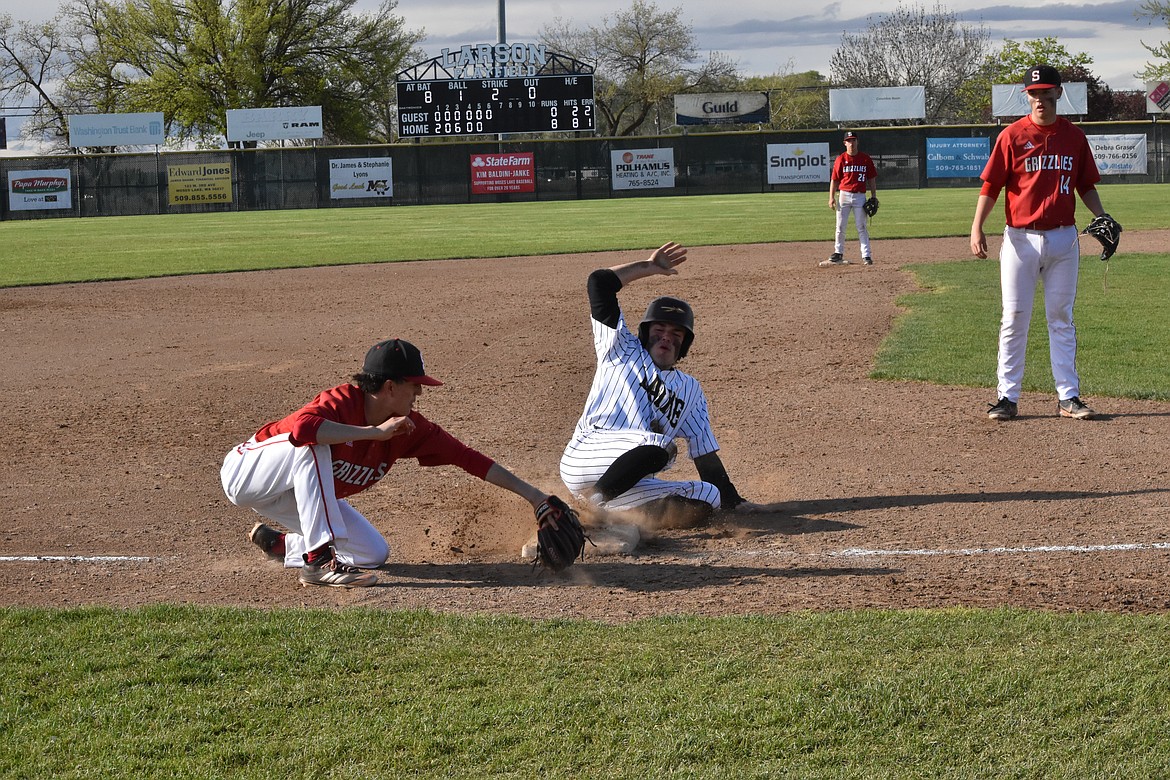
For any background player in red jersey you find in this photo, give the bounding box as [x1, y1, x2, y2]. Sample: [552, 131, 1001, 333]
[970, 64, 1117, 422]
[822, 130, 878, 267]
[221, 338, 568, 588]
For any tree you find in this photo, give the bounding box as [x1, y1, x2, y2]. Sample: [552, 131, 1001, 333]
[1137, 0, 1170, 80]
[740, 66, 829, 130]
[828, 2, 992, 124]
[0, 0, 423, 150]
[0, 13, 74, 147]
[540, 0, 739, 136]
[980, 38, 1131, 121]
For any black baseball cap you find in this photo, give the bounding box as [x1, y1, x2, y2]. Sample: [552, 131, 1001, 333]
[1023, 64, 1061, 91]
[362, 339, 442, 385]
[844, 131, 858, 140]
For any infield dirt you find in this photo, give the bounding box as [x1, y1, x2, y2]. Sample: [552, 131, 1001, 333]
[3, 233, 1169, 619]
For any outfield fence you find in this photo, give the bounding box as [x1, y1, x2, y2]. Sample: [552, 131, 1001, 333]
[1, 121, 1165, 220]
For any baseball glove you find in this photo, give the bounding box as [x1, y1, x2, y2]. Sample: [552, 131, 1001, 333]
[863, 197, 879, 217]
[1081, 213, 1122, 260]
[534, 495, 586, 573]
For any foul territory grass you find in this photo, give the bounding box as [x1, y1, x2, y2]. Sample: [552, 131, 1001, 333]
[0, 183, 1166, 287]
[2, 606, 1168, 779]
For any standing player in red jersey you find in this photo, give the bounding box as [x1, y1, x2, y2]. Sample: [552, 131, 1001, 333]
[971, 64, 1118, 422]
[822, 130, 878, 267]
[221, 338, 569, 588]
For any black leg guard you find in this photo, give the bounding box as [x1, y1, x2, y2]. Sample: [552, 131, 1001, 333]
[640, 495, 714, 528]
[592, 445, 671, 501]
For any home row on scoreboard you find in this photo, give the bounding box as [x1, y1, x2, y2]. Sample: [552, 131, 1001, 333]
[396, 75, 595, 137]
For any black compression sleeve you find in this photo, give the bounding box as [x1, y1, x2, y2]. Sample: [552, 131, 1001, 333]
[587, 268, 623, 328]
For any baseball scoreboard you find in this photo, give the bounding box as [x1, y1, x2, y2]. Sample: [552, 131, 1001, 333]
[396, 45, 595, 138]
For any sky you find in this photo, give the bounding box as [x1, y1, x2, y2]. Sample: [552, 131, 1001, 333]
[1, 0, 1165, 153]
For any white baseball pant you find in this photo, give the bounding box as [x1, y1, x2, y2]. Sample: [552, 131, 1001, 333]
[835, 190, 871, 259]
[221, 434, 389, 569]
[560, 428, 721, 510]
[996, 225, 1082, 403]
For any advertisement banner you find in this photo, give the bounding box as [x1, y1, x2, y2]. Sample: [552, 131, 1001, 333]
[1146, 81, 1170, 114]
[1086, 134, 1147, 175]
[925, 137, 989, 179]
[8, 168, 73, 211]
[992, 83, 1087, 116]
[829, 87, 925, 121]
[674, 92, 769, 125]
[766, 143, 830, 185]
[329, 158, 393, 199]
[68, 112, 165, 147]
[167, 162, 233, 205]
[0, 117, 6, 150]
[469, 152, 534, 194]
[225, 106, 323, 142]
[610, 148, 675, 190]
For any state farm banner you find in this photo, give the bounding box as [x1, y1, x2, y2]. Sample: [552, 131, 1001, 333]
[1087, 134, 1147, 175]
[329, 158, 393, 199]
[766, 143, 830, 185]
[992, 83, 1087, 117]
[8, 168, 73, 211]
[469, 152, 534, 194]
[225, 106, 323, 142]
[674, 92, 769, 125]
[1146, 81, 1170, 114]
[610, 148, 675, 190]
[829, 86, 925, 121]
[68, 112, 165, 147]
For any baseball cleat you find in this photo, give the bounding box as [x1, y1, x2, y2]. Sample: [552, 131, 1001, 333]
[987, 397, 1018, 421]
[299, 558, 378, 588]
[248, 522, 285, 561]
[1058, 396, 1096, 419]
[819, 253, 849, 267]
[863, 256, 873, 265]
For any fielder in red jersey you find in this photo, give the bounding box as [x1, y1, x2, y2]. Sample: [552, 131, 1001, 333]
[822, 130, 878, 266]
[970, 64, 1110, 422]
[221, 338, 567, 588]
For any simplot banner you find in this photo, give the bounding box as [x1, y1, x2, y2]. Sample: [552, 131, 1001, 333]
[674, 92, 769, 125]
[829, 86, 925, 122]
[766, 143, 830, 185]
[226, 106, 323, 142]
[991, 83, 1087, 117]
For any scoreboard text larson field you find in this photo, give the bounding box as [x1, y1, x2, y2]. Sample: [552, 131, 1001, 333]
[396, 75, 595, 137]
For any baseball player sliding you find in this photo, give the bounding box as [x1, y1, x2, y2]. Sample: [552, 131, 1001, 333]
[559, 242, 764, 524]
[221, 338, 577, 587]
[971, 64, 1121, 422]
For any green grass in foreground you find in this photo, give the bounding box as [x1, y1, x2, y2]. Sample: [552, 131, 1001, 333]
[1, 183, 1166, 287]
[2, 606, 1168, 779]
[874, 254, 1170, 400]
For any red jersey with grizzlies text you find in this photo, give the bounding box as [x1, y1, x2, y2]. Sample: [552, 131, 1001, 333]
[253, 383, 493, 498]
[831, 152, 877, 193]
[979, 115, 1100, 230]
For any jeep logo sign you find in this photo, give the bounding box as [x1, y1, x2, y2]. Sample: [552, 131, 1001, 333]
[227, 106, 324, 142]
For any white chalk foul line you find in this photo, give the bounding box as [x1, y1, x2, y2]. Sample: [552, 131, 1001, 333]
[830, 542, 1170, 558]
[0, 555, 155, 563]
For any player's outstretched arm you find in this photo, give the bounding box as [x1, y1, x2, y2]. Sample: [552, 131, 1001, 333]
[483, 462, 551, 511]
[609, 241, 687, 286]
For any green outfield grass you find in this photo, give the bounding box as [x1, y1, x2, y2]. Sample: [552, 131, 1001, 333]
[4, 185, 1170, 777]
[1, 183, 1167, 287]
[3, 606, 1168, 779]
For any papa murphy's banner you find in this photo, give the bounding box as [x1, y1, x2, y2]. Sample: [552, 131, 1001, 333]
[225, 106, 323, 142]
[766, 143, 830, 185]
[469, 152, 534, 194]
[8, 169, 73, 211]
[1087, 134, 1147, 175]
[329, 157, 393, 199]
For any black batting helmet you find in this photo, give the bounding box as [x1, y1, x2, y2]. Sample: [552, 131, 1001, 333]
[639, 296, 695, 359]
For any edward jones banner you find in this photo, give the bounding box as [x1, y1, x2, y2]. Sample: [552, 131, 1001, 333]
[329, 158, 393, 199]
[167, 162, 233, 205]
[470, 152, 534, 194]
[611, 148, 675, 190]
[8, 169, 73, 211]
